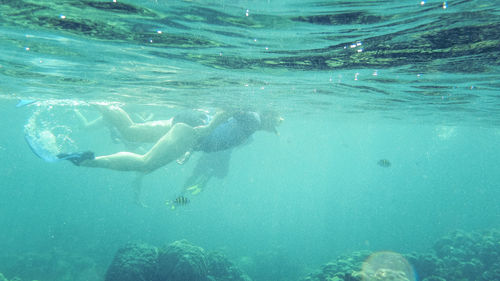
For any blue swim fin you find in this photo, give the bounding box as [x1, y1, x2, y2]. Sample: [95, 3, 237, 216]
[24, 134, 60, 162]
[16, 100, 37, 107]
[25, 133, 94, 165]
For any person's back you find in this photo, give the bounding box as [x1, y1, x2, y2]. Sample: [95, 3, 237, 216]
[195, 111, 261, 153]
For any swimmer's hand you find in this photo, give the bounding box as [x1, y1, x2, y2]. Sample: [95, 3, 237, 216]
[193, 110, 231, 138]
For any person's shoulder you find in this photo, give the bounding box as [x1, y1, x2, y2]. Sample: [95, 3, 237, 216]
[233, 111, 258, 121]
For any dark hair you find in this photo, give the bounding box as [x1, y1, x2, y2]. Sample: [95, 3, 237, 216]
[172, 110, 208, 127]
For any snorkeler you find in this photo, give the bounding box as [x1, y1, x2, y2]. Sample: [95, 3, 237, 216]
[60, 105, 282, 205]
[60, 105, 283, 174]
[180, 149, 232, 197]
[21, 104, 281, 205]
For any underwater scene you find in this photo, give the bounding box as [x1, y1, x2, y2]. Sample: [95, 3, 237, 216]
[1, 0, 499, 280]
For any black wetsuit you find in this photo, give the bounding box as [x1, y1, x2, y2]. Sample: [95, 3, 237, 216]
[195, 112, 261, 153]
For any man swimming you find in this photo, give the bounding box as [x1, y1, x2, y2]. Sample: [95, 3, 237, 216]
[61, 105, 283, 174]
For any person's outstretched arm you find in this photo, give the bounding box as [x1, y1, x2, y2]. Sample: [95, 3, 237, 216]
[193, 110, 231, 138]
[75, 109, 103, 129]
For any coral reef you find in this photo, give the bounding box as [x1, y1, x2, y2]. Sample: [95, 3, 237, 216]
[302, 251, 370, 281]
[3, 229, 498, 281]
[0, 271, 41, 281]
[157, 240, 208, 281]
[425, 229, 500, 281]
[407, 229, 500, 281]
[0, 248, 100, 281]
[206, 252, 251, 281]
[302, 229, 500, 281]
[105, 240, 250, 281]
[237, 249, 305, 281]
[105, 242, 158, 281]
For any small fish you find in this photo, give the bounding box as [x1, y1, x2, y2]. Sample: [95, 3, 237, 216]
[166, 196, 190, 210]
[377, 159, 391, 168]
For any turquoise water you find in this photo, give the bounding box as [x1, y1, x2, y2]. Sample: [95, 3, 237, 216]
[1, 0, 499, 280]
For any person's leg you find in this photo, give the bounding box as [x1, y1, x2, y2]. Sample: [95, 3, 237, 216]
[75, 109, 103, 129]
[97, 105, 173, 143]
[96, 104, 134, 130]
[81, 123, 196, 173]
[180, 149, 232, 196]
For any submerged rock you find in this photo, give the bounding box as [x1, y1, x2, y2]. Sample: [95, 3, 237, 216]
[405, 252, 443, 280]
[429, 229, 500, 281]
[157, 240, 208, 281]
[105, 242, 158, 281]
[237, 248, 305, 281]
[302, 229, 500, 281]
[302, 251, 370, 281]
[105, 239, 250, 281]
[206, 252, 251, 281]
[0, 249, 98, 281]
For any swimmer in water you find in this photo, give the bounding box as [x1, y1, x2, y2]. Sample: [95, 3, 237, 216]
[58, 105, 283, 204]
[62, 105, 282, 173]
